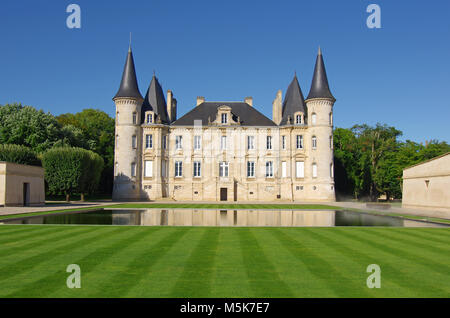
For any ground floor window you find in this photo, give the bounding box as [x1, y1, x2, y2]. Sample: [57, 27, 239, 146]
[144, 160, 153, 177]
[131, 162, 136, 177]
[296, 161, 304, 178]
[266, 161, 273, 177]
[247, 161, 255, 177]
[175, 161, 182, 177]
[193, 161, 201, 177]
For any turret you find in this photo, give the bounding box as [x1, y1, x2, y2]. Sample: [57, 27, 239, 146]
[112, 45, 144, 200]
[305, 47, 336, 201]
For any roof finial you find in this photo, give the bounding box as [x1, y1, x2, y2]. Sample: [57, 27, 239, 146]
[294, 70, 297, 77]
[153, 69, 155, 77]
[129, 32, 132, 52]
[318, 46, 322, 55]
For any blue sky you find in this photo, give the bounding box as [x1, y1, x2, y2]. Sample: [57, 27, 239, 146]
[0, 0, 449, 143]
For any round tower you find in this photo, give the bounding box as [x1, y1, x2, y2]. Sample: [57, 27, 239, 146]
[305, 47, 336, 201]
[112, 46, 144, 200]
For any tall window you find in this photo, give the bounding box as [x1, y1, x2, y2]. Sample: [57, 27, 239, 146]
[131, 162, 136, 177]
[282, 136, 286, 150]
[330, 163, 334, 178]
[132, 112, 137, 124]
[175, 161, 183, 177]
[247, 161, 255, 177]
[296, 114, 302, 124]
[266, 161, 273, 177]
[132, 135, 137, 149]
[161, 159, 167, 177]
[329, 112, 332, 125]
[266, 136, 272, 150]
[329, 135, 333, 149]
[282, 161, 287, 178]
[193, 161, 201, 177]
[146, 113, 153, 124]
[312, 136, 317, 149]
[144, 160, 153, 177]
[221, 113, 228, 124]
[163, 135, 167, 149]
[296, 135, 303, 149]
[115, 135, 119, 146]
[221, 136, 227, 150]
[247, 136, 255, 150]
[175, 135, 182, 149]
[296, 161, 304, 178]
[194, 135, 201, 150]
[311, 113, 317, 125]
[219, 162, 229, 177]
[312, 163, 318, 178]
[145, 134, 153, 149]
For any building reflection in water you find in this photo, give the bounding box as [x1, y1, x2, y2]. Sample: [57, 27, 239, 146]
[112, 209, 337, 227]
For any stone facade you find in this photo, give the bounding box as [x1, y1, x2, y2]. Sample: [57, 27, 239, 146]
[402, 153, 450, 212]
[0, 162, 45, 206]
[112, 47, 336, 202]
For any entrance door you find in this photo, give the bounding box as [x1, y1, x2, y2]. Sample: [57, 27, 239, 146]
[23, 183, 30, 206]
[220, 188, 227, 201]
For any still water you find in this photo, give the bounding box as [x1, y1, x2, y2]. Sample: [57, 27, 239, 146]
[1, 209, 447, 227]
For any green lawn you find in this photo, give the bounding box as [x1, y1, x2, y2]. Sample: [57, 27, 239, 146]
[0, 225, 448, 298]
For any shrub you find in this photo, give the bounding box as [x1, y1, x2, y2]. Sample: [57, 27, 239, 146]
[0, 144, 41, 166]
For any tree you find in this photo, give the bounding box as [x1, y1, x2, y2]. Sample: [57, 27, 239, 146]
[56, 109, 115, 193]
[0, 103, 62, 152]
[42, 147, 103, 201]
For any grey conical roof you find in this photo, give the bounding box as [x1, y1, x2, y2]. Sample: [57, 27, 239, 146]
[279, 75, 307, 125]
[306, 47, 335, 101]
[113, 47, 143, 100]
[141, 75, 169, 124]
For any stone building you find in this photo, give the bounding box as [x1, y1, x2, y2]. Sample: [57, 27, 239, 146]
[112, 46, 336, 202]
[402, 153, 450, 212]
[0, 162, 45, 206]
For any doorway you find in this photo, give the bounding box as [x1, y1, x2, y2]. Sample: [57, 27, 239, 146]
[220, 188, 227, 201]
[23, 183, 30, 206]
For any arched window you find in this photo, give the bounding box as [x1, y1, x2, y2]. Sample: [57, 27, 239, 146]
[329, 112, 333, 125]
[311, 113, 317, 125]
[312, 136, 317, 149]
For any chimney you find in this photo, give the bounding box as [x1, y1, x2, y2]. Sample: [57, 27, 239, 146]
[171, 98, 177, 122]
[167, 90, 173, 122]
[196, 96, 205, 106]
[244, 96, 253, 106]
[272, 90, 282, 125]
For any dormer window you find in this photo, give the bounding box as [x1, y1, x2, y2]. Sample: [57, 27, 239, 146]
[296, 114, 302, 124]
[145, 111, 154, 124]
[221, 113, 228, 124]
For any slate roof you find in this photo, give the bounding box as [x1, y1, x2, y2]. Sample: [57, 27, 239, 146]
[279, 75, 308, 125]
[171, 102, 277, 126]
[113, 47, 143, 100]
[306, 47, 335, 101]
[141, 75, 169, 124]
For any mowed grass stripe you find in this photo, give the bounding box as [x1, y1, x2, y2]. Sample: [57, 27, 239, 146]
[369, 228, 450, 256]
[360, 229, 450, 274]
[390, 228, 450, 246]
[403, 228, 450, 242]
[84, 227, 191, 297]
[209, 228, 252, 297]
[301, 228, 436, 297]
[0, 226, 46, 238]
[169, 228, 220, 297]
[0, 227, 118, 284]
[331, 229, 450, 295]
[6, 227, 161, 298]
[0, 226, 91, 259]
[237, 228, 294, 297]
[271, 228, 372, 297]
[0, 226, 58, 244]
[251, 228, 335, 297]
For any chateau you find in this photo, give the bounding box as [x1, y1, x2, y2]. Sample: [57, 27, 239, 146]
[112, 46, 336, 202]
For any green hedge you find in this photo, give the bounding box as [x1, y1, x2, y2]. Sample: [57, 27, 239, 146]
[42, 147, 104, 200]
[0, 144, 41, 166]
